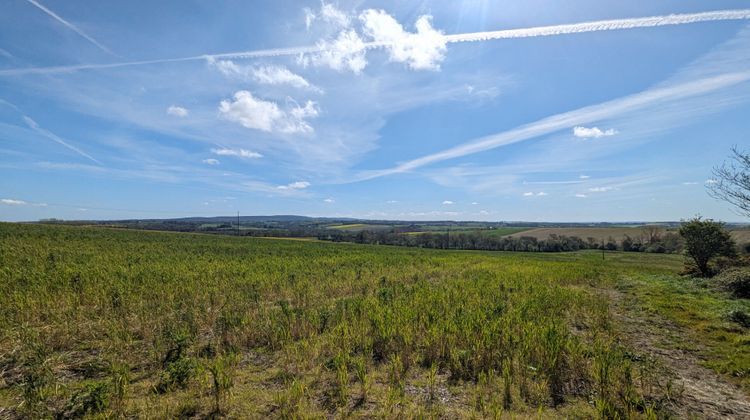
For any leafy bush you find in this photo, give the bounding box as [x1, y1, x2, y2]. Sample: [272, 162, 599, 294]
[726, 308, 750, 328]
[714, 268, 750, 299]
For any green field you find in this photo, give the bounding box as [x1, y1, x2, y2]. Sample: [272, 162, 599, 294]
[0, 223, 748, 418]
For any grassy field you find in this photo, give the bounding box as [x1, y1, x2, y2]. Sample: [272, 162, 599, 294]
[0, 223, 747, 418]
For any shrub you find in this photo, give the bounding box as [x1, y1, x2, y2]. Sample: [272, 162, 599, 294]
[726, 308, 750, 328]
[714, 268, 750, 299]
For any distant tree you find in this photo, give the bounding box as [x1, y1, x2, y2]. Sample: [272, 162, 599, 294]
[708, 146, 750, 217]
[678, 217, 737, 277]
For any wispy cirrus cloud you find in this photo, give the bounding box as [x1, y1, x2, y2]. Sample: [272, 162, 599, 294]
[210, 148, 262, 159]
[277, 181, 310, 190]
[1, 198, 47, 207]
[166, 105, 189, 117]
[25, 0, 116, 56]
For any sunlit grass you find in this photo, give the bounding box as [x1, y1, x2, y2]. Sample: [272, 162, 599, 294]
[0, 222, 736, 417]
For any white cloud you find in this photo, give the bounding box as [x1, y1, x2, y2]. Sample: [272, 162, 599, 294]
[304, 2, 351, 29]
[588, 186, 613, 192]
[1, 198, 27, 205]
[252, 65, 317, 91]
[523, 192, 534, 197]
[306, 29, 368, 73]
[211, 148, 262, 159]
[360, 10, 447, 70]
[572, 126, 618, 138]
[682, 181, 699, 185]
[320, 2, 351, 28]
[208, 58, 318, 91]
[218, 90, 319, 134]
[471, 201, 479, 205]
[579, 175, 590, 179]
[304, 8, 316, 30]
[536, 192, 548, 196]
[323, 197, 335, 203]
[278, 181, 311, 190]
[166, 105, 188, 117]
[575, 194, 588, 198]
[442, 200, 454, 205]
[202, 158, 220, 165]
[386, 200, 398, 204]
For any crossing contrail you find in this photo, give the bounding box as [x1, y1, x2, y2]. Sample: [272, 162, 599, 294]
[2, 9, 749, 76]
[25, 0, 116, 56]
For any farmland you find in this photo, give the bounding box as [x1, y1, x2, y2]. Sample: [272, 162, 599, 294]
[0, 223, 749, 418]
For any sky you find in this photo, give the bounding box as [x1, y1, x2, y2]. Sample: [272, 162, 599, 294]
[1, 0, 750, 222]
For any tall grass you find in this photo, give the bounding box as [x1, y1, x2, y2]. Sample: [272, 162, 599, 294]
[0, 223, 675, 417]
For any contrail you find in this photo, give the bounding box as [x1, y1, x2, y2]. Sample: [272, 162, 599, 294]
[443, 9, 750, 43]
[2, 9, 749, 76]
[25, 0, 116, 56]
[22, 116, 103, 165]
[354, 71, 750, 181]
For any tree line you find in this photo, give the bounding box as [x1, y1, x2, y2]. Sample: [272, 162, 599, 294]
[317, 229, 684, 254]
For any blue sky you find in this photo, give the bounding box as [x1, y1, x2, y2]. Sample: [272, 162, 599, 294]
[1, 0, 750, 222]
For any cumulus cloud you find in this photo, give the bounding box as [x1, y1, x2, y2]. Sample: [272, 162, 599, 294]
[579, 175, 590, 179]
[573, 126, 618, 138]
[471, 201, 479, 205]
[588, 186, 613, 192]
[211, 147, 262, 159]
[442, 200, 454, 205]
[304, 29, 368, 73]
[219, 91, 319, 134]
[360, 10, 447, 70]
[278, 181, 311, 190]
[202, 158, 220, 165]
[305, 2, 351, 29]
[575, 194, 588, 198]
[523, 192, 534, 197]
[537, 192, 548, 196]
[323, 197, 335, 203]
[166, 105, 188, 117]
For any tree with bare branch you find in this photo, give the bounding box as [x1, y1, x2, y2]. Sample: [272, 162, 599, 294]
[708, 146, 750, 217]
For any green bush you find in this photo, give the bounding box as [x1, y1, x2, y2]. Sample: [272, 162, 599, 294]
[714, 268, 750, 299]
[726, 308, 750, 328]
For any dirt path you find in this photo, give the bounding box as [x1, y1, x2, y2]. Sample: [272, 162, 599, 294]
[605, 288, 750, 419]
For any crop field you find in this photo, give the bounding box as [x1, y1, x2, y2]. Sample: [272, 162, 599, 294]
[0, 223, 748, 418]
[404, 227, 531, 237]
